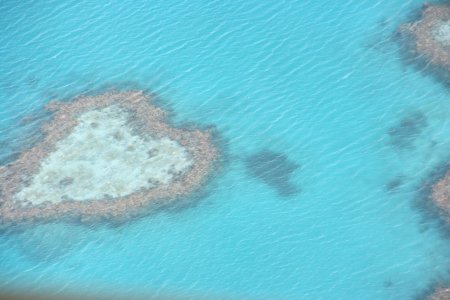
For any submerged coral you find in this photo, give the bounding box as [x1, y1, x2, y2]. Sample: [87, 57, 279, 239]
[0, 90, 218, 225]
[431, 170, 450, 221]
[427, 287, 450, 300]
[387, 111, 428, 149]
[400, 5, 450, 68]
[244, 150, 300, 197]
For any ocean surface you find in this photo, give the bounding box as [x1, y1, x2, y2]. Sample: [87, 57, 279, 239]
[1, 0, 450, 299]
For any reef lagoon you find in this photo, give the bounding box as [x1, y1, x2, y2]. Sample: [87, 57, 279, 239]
[0, 91, 217, 225]
[4, 0, 450, 299]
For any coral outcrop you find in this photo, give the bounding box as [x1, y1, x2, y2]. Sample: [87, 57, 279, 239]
[0, 91, 218, 225]
[400, 5, 450, 68]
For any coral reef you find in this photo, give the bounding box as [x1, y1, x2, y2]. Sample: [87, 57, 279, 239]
[427, 287, 450, 300]
[431, 170, 450, 220]
[0, 90, 218, 225]
[400, 4, 450, 68]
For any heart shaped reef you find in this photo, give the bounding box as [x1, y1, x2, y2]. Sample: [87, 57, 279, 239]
[0, 91, 218, 225]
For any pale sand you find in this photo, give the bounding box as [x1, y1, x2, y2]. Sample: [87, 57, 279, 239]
[433, 21, 450, 45]
[15, 105, 192, 205]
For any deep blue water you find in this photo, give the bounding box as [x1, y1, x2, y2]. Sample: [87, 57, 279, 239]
[2, 0, 450, 299]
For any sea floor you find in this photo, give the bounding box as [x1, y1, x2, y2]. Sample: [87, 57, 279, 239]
[2, 0, 450, 299]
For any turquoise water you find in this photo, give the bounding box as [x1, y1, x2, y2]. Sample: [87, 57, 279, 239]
[2, 0, 450, 299]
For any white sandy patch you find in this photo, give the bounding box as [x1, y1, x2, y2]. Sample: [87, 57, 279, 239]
[15, 105, 192, 204]
[433, 21, 450, 45]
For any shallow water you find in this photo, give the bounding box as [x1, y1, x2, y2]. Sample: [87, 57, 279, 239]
[2, 0, 450, 299]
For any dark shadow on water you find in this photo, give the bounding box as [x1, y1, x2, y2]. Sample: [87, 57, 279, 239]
[244, 150, 301, 197]
[386, 175, 407, 193]
[383, 278, 395, 291]
[387, 111, 428, 150]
